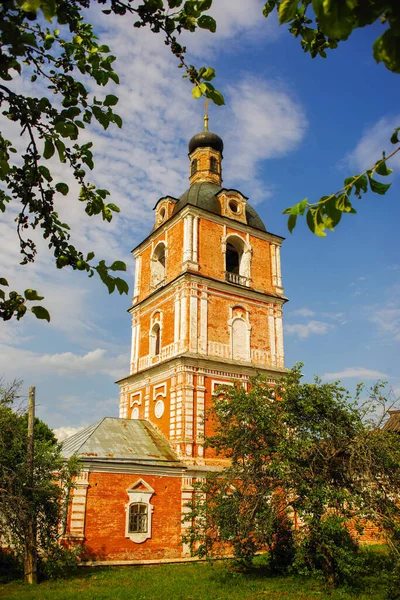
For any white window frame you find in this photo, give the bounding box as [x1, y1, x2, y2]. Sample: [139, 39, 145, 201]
[125, 479, 155, 543]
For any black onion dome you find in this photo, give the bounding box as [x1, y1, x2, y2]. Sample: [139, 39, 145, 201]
[188, 131, 224, 155]
[172, 182, 266, 232]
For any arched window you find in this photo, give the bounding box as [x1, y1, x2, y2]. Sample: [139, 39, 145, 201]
[225, 236, 251, 286]
[150, 242, 166, 289]
[226, 242, 240, 275]
[150, 322, 161, 356]
[210, 156, 218, 174]
[191, 158, 198, 176]
[128, 503, 148, 533]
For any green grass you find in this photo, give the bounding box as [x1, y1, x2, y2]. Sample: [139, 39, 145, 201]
[0, 559, 389, 600]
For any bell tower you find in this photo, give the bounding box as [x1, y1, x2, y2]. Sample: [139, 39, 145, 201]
[117, 119, 287, 465]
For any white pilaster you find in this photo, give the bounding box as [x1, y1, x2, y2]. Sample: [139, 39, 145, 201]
[268, 306, 276, 366]
[133, 255, 141, 298]
[196, 375, 206, 460]
[144, 385, 150, 419]
[183, 216, 193, 263]
[270, 244, 277, 288]
[180, 295, 187, 351]
[68, 470, 89, 540]
[199, 292, 208, 354]
[130, 324, 137, 374]
[192, 216, 199, 264]
[174, 294, 181, 344]
[189, 290, 198, 353]
[275, 307, 284, 368]
[276, 244, 283, 289]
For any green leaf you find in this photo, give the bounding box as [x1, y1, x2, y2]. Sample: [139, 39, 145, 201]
[40, 0, 56, 20]
[20, 0, 41, 13]
[55, 183, 69, 195]
[192, 85, 203, 99]
[286, 198, 308, 216]
[38, 165, 52, 182]
[197, 15, 217, 33]
[198, 0, 212, 10]
[312, 0, 354, 40]
[263, 0, 277, 17]
[115, 278, 129, 294]
[107, 203, 120, 212]
[104, 94, 119, 107]
[390, 127, 400, 144]
[278, 0, 298, 24]
[288, 214, 297, 233]
[31, 306, 51, 322]
[0, 278, 9, 287]
[201, 67, 215, 81]
[86, 252, 95, 261]
[55, 139, 66, 162]
[336, 193, 354, 213]
[205, 87, 225, 106]
[43, 139, 55, 160]
[375, 160, 392, 177]
[24, 289, 44, 301]
[109, 261, 126, 272]
[112, 114, 123, 128]
[368, 175, 391, 195]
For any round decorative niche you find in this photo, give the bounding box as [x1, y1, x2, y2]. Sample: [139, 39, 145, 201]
[154, 399, 165, 419]
[158, 206, 166, 221]
[228, 199, 241, 215]
[131, 406, 139, 420]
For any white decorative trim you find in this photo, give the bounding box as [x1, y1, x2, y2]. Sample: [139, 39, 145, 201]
[155, 399, 165, 418]
[189, 292, 198, 353]
[199, 292, 208, 354]
[268, 306, 276, 366]
[192, 216, 199, 263]
[174, 295, 181, 343]
[130, 391, 142, 407]
[153, 382, 167, 398]
[211, 379, 234, 394]
[125, 479, 155, 544]
[180, 295, 187, 349]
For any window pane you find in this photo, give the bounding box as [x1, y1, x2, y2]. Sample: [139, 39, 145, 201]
[129, 503, 148, 533]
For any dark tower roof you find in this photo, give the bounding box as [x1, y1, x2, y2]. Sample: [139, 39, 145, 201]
[172, 182, 267, 232]
[188, 130, 224, 155]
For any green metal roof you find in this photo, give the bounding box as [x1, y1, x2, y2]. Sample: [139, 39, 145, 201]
[61, 417, 181, 467]
[172, 182, 267, 232]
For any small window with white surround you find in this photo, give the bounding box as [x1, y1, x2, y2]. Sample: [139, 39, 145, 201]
[125, 479, 155, 543]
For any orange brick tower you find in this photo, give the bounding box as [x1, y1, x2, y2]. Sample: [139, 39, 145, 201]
[117, 115, 287, 466]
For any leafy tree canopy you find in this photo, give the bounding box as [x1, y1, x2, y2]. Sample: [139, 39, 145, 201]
[0, 0, 222, 322]
[0, 379, 80, 579]
[184, 366, 400, 586]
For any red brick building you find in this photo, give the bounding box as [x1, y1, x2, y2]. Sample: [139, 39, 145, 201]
[62, 118, 287, 563]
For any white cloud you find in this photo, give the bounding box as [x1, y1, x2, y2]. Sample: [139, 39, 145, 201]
[0, 347, 128, 380]
[370, 306, 400, 341]
[53, 426, 86, 442]
[323, 367, 388, 380]
[285, 320, 333, 339]
[291, 308, 315, 317]
[345, 114, 400, 174]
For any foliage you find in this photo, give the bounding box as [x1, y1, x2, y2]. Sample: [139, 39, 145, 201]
[260, 1, 400, 235]
[0, 0, 223, 322]
[183, 366, 400, 587]
[0, 379, 80, 578]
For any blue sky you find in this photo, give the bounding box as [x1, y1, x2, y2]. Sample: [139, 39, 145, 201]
[1, 0, 399, 439]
